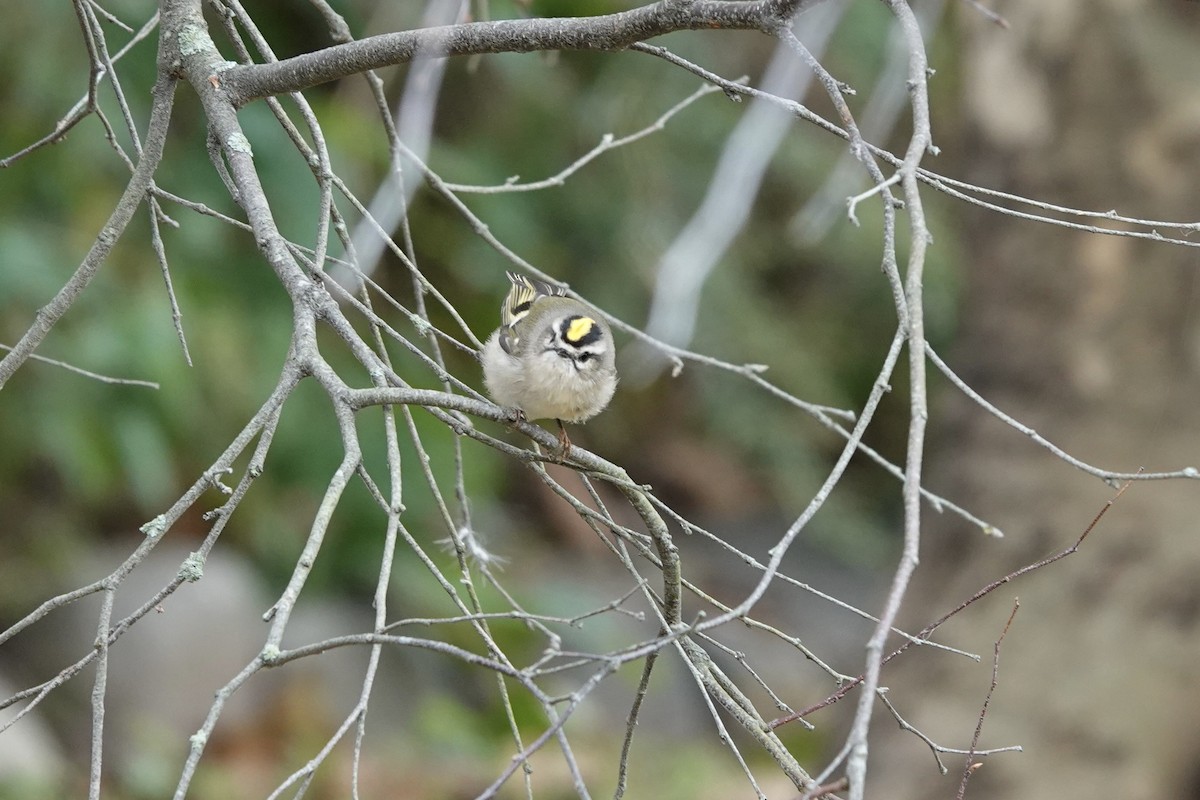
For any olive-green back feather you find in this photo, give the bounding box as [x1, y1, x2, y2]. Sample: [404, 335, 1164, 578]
[498, 271, 567, 354]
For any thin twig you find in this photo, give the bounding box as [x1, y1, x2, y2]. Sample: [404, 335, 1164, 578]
[614, 651, 658, 800]
[0, 344, 160, 388]
[928, 344, 1197, 483]
[958, 0, 1010, 29]
[772, 475, 1136, 731]
[445, 83, 724, 194]
[956, 600, 1021, 800]
[878, 691, 1021, 775]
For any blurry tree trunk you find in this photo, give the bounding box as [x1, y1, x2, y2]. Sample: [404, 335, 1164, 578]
[872, 2, 1200, 798]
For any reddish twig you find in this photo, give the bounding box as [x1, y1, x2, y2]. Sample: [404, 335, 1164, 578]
[770, 473, 1137, 730]
[956, 599, 1020, 800]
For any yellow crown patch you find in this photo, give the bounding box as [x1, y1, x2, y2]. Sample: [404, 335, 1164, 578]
[565, 316, 596, 343]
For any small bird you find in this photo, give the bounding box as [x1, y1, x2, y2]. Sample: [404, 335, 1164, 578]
[481, 271, 617, 451]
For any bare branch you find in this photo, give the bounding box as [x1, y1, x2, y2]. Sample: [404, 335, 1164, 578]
[445, 82, 725, 194]
[836, 1, 934, 794]
[956, 600, 1021, 800]
[0, 344, 160, 388]
[959, 0, 1011, 29]
[219, 0, 813, 103]
[928, 344, 1199, 483]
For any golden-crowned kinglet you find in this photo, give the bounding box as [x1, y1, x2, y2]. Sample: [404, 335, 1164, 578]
[482, 272, 617, 449]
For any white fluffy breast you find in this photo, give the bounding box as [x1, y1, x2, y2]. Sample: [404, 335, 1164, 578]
[482, 329, 615, 422]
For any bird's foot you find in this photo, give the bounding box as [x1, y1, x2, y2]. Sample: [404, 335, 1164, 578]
[555, 419, 572, 457]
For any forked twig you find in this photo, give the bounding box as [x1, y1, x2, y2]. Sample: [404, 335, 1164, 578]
[772, 473, 1137, 731]
[956, 600, 1021, 800]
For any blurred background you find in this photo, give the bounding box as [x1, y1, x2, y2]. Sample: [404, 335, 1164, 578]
[2, 1, 1199, 798]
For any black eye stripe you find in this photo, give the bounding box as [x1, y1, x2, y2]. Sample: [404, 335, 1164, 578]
[544, 344, 603, 371]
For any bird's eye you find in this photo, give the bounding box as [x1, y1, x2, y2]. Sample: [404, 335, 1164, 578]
[577, 352, 594, 363]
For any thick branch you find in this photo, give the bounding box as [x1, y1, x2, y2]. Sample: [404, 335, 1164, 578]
[220, 0, 810, 103]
